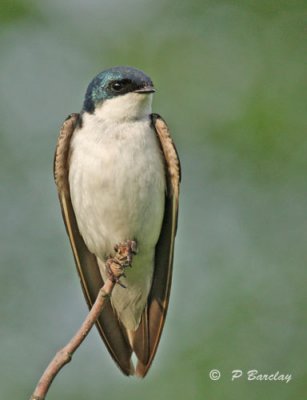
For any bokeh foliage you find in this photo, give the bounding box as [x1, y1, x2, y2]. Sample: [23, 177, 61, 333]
[0, 1, 306, 399]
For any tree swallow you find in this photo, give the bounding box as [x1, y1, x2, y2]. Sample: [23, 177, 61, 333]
[54, 66, 181, 377]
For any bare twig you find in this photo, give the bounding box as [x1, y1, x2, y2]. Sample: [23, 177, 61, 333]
[30, 278, 115, 400]
[30, 241, 137, 399]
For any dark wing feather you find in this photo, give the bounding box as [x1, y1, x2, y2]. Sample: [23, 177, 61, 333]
[135, 113, 181, 377]
[54, 114, 133, 375]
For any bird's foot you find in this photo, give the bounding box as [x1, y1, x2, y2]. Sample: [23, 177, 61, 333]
[106, 240, 138, 287]
[114, 240, 138, 267]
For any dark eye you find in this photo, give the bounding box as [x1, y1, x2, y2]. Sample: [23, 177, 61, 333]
[110, 79, 131, 92]
[111, 81, 123, 91]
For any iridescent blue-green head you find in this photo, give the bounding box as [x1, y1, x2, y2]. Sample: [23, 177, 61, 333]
[83, 66, 155, 113]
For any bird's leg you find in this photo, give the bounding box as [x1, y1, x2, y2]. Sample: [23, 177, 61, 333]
[106, 240, 138, 287]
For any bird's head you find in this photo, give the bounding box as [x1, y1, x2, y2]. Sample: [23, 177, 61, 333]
[82, 66, 155, 121]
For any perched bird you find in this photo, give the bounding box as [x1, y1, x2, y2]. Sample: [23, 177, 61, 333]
[54, 66, 180, 377]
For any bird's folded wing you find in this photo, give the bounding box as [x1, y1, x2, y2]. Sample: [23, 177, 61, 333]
[134, 113, 181, 377]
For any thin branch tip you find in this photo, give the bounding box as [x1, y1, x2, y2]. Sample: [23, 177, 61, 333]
[30, 241, 136, 399]
[29, 279, 113, 400]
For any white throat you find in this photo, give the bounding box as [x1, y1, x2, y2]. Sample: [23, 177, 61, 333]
[93, 92, 153, 122]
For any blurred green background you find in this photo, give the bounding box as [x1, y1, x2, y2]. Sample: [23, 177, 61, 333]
[1, 0, 306, 399]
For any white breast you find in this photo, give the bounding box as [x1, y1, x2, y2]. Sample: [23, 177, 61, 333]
[69, 114, 165, 258]
[68, 93, 166, 329]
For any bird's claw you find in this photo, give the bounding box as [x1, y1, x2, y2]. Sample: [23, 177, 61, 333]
[106, 240, 138, 287]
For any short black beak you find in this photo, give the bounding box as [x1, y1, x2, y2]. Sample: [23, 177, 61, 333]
[134, 86, 156, 94]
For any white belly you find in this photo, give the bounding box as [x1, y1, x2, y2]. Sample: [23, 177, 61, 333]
[68, 115, 165, 329]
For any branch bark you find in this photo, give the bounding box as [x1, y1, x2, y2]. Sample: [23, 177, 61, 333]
[30, 278, 115, 400]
